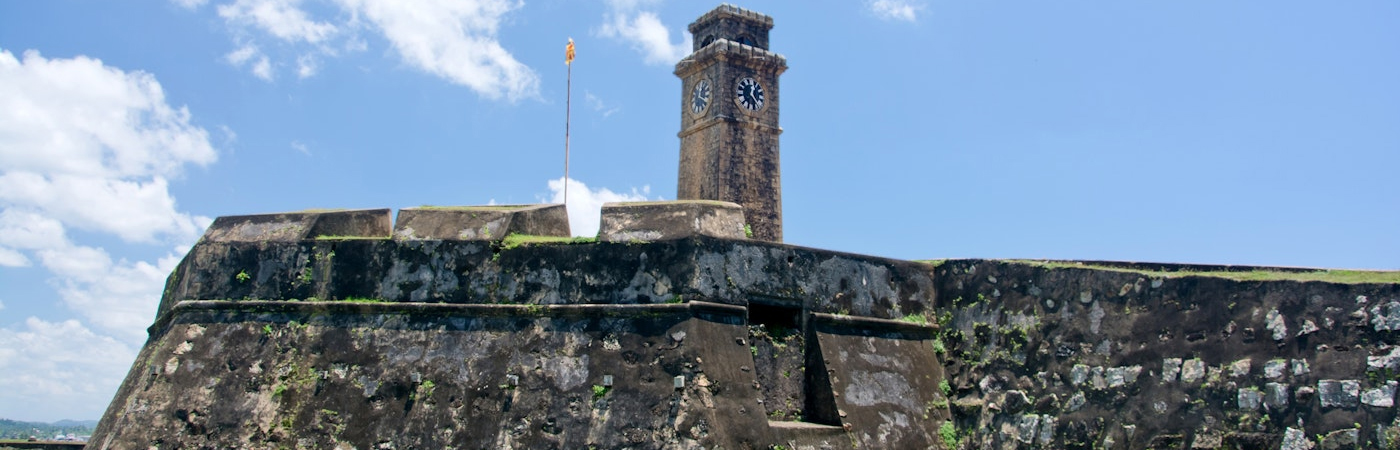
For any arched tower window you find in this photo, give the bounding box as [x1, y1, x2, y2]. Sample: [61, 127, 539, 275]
[736, 35, 755, 47]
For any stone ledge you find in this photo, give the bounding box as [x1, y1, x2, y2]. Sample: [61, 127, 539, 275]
[200, 208, 391, 242]
[811, 312, 938, 336]
[768, 420, 847, 447]
[393, 204, 569, 240]
[598, 200, 746, 242]
[675, 39, 787, 76]
[149, 299, 747, 338]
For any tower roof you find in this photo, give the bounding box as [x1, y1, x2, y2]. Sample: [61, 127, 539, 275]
[688, 4, 774, 33]
[688, 4, 775, 52]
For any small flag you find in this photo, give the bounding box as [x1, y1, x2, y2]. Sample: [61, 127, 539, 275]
[565, 38, 576, 65]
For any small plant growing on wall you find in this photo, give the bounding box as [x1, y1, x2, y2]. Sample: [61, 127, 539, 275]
[939, 421, 958, 448]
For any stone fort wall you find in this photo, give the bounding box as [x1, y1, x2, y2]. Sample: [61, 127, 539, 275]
[89, 205, 1400, 449]
[933, 259, 1400, 449]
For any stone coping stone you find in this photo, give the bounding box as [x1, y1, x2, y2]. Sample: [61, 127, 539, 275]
[1023, 259, 1328, 274]
[200, 208, 391, 242]
[598, 200, 746, 242]
[393, 204, 569, 240]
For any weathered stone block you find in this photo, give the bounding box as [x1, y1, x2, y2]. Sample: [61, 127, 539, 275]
[1264, 382, 1290, 410]
[1015, 414, 1041, 444]
[1065, 391, 1086, 412]
[1264, 359, 1288, 379]
[1266, 309, 1288, 341]
[813, 313, 947, 449]
[1371, 302, 1400, 331]
[1192, 431, 1223, 449]
[1362, 380, 1397, 408]
[393, 204, 569, 240]
[598, 200, 746, 242]
[1003, 390, 1031, 413]
[1229, 358, 1251, 377]
[1318, 428, 1359, 450]
[1318, 379, 1361, 409]
[1181, 359, 1206, 384]
[1070, 364, 1090, 386]
[1238, 387, 1263, 410]
[1369, 347, 1400, 371]
[201, 208, 392, 242]
[1162, 358, 1182, 383]
[1281, 427, 1315, 450]
[1292, 358, 1311, 376]
[1090, 366, 1107, 390]
[1106, 365, 1141, 388]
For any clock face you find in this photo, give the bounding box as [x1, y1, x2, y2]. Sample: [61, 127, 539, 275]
[690, 79, 711, 115]
[735, 77, 765, 111]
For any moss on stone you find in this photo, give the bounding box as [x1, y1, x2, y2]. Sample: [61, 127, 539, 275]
[500, 233, 597, 250]
[1010, 260, 1400, 284]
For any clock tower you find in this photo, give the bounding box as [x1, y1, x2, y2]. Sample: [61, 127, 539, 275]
[675, 5, 788, 242]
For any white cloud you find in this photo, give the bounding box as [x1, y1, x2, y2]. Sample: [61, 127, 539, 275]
[545, 177, 652, 237]
[224, 44, 274, 80]
[0, 318, 137, 422]
[0, 49, 216, 243]
[172, 0, 209, 9]
[39, 245, 182, 343]
[0, 248, 28, 267]
[0, 173, 208, 244]
[0, 48, 215, 343]
[219, 125, 238, 145]
[291, 140, 311, 155]
[251, 54, 274, 80]
[344, 0, 538, 101]
[224, 44, 259, 65]
[0, 299, 5, 311]
[295, 54, 318, 78]
[0, 209, 65, 267]
[585, 91, 620, 118]
[217, 0, 338, 44]
[0, 50, 216, 179]
[597, 3, 691, 66]
[868, 0, 922, 22]
[0, 209, 181, 343]
[198, 0, 539, 100]
[0, 49, 212, 421]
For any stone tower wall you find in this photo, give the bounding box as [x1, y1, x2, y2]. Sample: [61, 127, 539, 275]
[677, 7, 787, 242]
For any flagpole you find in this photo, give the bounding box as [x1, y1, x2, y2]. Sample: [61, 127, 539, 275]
[564, 39, 574, 206]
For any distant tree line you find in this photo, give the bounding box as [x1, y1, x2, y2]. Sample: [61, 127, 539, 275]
[0, 419, 96, 440]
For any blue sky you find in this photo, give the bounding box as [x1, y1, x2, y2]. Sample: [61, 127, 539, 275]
[0, 0, 1396, 422]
